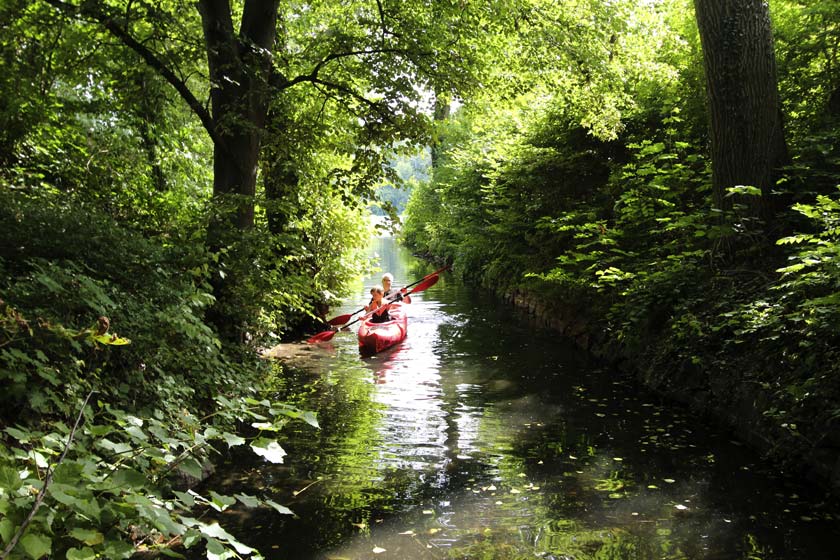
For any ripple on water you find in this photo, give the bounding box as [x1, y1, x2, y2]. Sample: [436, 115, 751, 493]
[206, 238, 840, 560]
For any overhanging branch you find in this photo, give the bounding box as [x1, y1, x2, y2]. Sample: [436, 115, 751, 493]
[43, 0, 221, 148]
[276, 47, 432, 91]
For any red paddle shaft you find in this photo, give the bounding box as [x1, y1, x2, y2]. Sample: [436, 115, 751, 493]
[306, 273, 442, 343]
[324, 265, 450, 327]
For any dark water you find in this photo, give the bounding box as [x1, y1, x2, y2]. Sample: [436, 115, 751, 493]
[209, 236, 840, 559]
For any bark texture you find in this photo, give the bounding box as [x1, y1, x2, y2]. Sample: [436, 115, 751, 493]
[694, 0, 789, 215]
[199, 0, 279, 234]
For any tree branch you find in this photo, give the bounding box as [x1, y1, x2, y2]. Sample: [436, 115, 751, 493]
[311, 77, 386, 115]
[277, 47, 432, 91]
[43, 0, 221, 148]
[0, 391, 96, 560]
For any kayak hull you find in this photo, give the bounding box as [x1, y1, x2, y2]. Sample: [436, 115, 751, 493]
[358, 303, 407, 354]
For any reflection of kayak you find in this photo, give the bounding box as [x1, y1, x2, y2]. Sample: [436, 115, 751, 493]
[358, 303, 407, 354]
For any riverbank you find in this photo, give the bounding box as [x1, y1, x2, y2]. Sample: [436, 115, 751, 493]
[483, 275, 840, 496]
[204, 235, 840, 559]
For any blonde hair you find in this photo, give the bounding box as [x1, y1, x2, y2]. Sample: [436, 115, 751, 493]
[382, 273, 394, 282]
[370, 285, 384, 295]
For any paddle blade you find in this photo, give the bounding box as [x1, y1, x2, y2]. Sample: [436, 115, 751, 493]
[408, 274, 439, 294]
[327, 313, 353, 326]
[306, 329, 337, 344]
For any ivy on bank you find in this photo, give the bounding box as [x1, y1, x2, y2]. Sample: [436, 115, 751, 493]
[0, 297, 317, 560]
[0, 190, 337, 559]
[401, 0, 840, 475]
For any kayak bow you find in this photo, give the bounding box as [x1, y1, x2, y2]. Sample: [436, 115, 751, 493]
[357, 302, 407, 354]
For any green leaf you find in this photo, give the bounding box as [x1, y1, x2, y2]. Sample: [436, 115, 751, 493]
[20, 532, 52, 559]
[0, 466, 23, 491]
[49, 484, 102, 521]
[137, 503, 186, 536]
[204, 537, 227, 557]
[250, 438, 286, 464]
[52, 461, 84, 485]
[102, 539, 135, 559]
[208, 491, 236, 512]
[182, 528, 201, 548]
[111, 468, 147, 489]
[234, 493, 260, 508]
[5, 427, 31, 443]
[173, 490, 195, 507]
[92, 334, 131, 345]
[198, 522, 254, 555]
[66, 546, 97, 560]
[0, 518, 14, 544]
[221, 432, 245, 448]
[158, 548, 186, 558]
[301, 411, 319, 429]
[97, 439, 132, 455]
[726, 185, 762, 196]
[178, 458, 203, 479]
[125, 425, 148, 441]
[265, 499, 294, 515]
[69, 528, 104, 546]
[29, 451, 49, 469]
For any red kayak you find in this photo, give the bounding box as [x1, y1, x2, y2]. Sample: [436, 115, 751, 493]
[358, 303, 407, 354]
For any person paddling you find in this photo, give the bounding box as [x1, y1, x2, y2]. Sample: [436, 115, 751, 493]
[365, 286, 391, 323]
[382, 273, 411, 304]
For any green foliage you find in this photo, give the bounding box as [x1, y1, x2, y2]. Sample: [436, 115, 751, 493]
[402, 0, 840, 472]
[0, 186, 329, 558]
[370, 150, 431, 217]
[0, 390, 315, 559]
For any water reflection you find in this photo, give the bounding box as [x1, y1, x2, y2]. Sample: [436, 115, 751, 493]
[208, 236, 840, 559]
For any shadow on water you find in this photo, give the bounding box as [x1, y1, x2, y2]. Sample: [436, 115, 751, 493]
[204, 236, 840, 559]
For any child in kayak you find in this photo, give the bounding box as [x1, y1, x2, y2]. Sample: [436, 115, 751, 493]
[382, 273, 411, 304]
[365, 286, 391, 323]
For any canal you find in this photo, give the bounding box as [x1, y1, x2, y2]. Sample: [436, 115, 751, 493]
[208, 235, 840, 559]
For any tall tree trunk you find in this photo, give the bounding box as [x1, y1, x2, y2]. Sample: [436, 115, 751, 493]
[694, 0, 789, 217]
[198, 0, 279, 339]
[199, 0, 278, 242]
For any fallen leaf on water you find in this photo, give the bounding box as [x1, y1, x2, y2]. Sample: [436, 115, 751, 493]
[399, 530, 415, 536]
[428, 528, 440, 534]
[663, 478, 675, 484]
[373, 547, 386, 554]
[675, 504, 688, 511]
[422, 509, 434, 515]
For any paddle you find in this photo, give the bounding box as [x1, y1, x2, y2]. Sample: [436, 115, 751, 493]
[323, 265, 451, 327]
[306, 273, 442, 343]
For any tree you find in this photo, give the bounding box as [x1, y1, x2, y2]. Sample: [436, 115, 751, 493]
[38, 0, 494, 335]
[694, 0, 789, 215]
